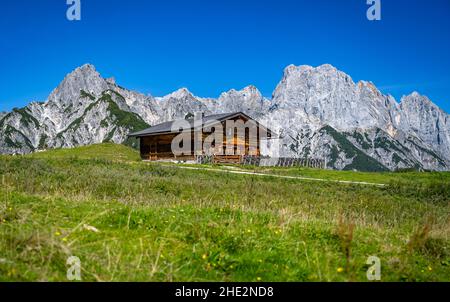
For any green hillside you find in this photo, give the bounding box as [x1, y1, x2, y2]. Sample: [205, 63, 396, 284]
[28, 143, 141, 162]
[0, 144, 449, 281]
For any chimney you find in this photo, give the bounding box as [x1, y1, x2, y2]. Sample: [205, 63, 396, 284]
[194, 112, 205, 120]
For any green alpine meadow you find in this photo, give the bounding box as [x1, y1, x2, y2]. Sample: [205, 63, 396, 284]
[0, 144, 448, 282]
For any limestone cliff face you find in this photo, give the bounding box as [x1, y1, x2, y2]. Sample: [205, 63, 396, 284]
[1, 64, 448, 171]
[266, 64, 449, 171]
[398, 92, 450, 164]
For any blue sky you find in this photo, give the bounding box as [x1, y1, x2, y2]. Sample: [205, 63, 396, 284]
[0, 0, 449, 113]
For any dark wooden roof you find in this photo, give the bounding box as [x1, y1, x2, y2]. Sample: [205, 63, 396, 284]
[128, 112, 275, 138]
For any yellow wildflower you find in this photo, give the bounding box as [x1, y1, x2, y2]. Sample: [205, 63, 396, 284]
[337, 267, 344, 273]
[7, 268, 16, 277]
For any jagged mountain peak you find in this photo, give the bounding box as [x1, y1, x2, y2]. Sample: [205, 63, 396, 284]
[314, 63, 339, 72]
[275, 63, 355, 94]
[401, 91, 432, 104]
[157, 88, 208, 121]
[402, 91, 425, 101]
[47, 63, 109, 107]
[273, 63, 356, 109]
[77, 63, 97, 72]
[358, 80, 376, 89]
[216, 85, 268, 117]
[399, 91, 448, 114]
[63, 63, 101, 83]
[221, 85, 262, 98]
[164, 88, 196, 100]
[241, 85, 261, 95]
[283, 63, 344, 77]
[397, 91, 450, 164]
[357, 80, 385, 99]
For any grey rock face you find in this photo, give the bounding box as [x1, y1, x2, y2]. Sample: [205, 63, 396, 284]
[106, 80, 161, 126]
[157, 88, 211, 121]
[213, 86, 270, 118]
[0, 106, 41, 154]
[266, 64, 449, 171]
[271, 64, 397, 132]
[398, 92, 450, 163]
[48, 64, 109, 107]
[0, 63, 449, 171]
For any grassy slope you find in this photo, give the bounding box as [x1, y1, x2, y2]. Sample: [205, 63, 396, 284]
[0, 144, 449, 282]
[28, 143, 141, 162]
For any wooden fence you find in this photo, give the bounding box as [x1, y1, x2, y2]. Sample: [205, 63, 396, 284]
[242, 156, 326, 169]
[196, 155, 326, 169]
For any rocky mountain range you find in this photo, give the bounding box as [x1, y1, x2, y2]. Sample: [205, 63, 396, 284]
[1, 63, 449, 171]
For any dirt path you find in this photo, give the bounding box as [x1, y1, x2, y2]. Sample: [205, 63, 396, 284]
[176, 166, 387, 187]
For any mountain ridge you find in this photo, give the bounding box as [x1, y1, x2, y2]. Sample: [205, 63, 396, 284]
[1, 63, 449, 172]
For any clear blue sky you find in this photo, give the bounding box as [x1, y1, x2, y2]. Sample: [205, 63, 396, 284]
[1, 0, 449, 113]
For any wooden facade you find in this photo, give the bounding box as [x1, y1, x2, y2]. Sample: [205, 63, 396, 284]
[130, 113, 273, 163]
[140, 133, 180, 161]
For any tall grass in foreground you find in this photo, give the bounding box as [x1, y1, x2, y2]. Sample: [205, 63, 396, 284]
[0, 144, 449, 281]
